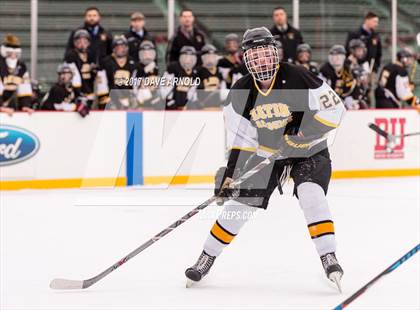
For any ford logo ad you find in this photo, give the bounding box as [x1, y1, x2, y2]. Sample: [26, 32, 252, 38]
[0, 125, 40, 166]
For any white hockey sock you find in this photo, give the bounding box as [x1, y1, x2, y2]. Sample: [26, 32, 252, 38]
[204, 200, 257, 257]
[297, 182, 337, 256]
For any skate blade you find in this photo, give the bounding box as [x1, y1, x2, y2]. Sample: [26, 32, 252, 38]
[329, 271, 342, 293]
[186, 279, 196, 288]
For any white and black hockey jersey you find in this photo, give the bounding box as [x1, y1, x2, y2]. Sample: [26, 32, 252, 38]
[224, 62, 345, 174]
[375, 62, 415, 108]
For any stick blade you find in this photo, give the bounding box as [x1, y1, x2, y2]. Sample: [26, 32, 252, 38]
[50, 278, 84, 290]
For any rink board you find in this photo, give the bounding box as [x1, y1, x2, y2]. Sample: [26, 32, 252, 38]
[0, 109, 419, 190]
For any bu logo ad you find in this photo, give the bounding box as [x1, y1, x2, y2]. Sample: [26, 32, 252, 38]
[0, 125, 40, 166]
[373, 117, 405, 159]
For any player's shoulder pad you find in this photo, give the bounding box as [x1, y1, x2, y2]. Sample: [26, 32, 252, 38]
[166, 61, 179, 74]
[395, 64, 408, 77]
[284, 62, 323, 89]
[224, 74, 252, 114]
[230, 73, 253, 90]
[64, 49, 79, 62]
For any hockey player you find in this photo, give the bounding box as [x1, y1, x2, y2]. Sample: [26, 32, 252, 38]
[375, 49, 418, 108]
[193, 44, 227, 109]
[346, 39, 370, 108]
[64, 29, 97, 109]
[41, 64, 89, 117]
[161, 46, 198, 110]
[320, 45, 361, 110]
[294, 43, 319, 75]
[0, 34, 34, 115]
[185, 27, 345, 291]
[97, 35, 142, 110]
[136, 40, 161, 108]
[217, 34, 243, 88]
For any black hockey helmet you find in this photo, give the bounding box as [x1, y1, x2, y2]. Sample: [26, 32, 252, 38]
[201, 44, 217, 55]
[57, 63, 73, 85]
[242, 27, 277, 51]
[225, 33, 240, 45]
[329, 45, 346, 55]
[112, 35, 128, 48]
[179, 46, 197, 70]
[201, 44, 218, 68]
[139, 40, 156, 65]
[348, 39, 366, 50]
[297, 43, 311, 54]
[397, 48, 414, 67]
[397, 48, 414, 61]
[73, 29, 91, 42]
[241, 27, 280, 81]
[328, 45, 346, 70]
[57, 63, 73, 75]
[139, 40, 155, 51]
[180, 45, 197, 55]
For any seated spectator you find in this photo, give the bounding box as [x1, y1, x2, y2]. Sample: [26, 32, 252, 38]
[192, 44, 227, 109]
[270, 6, 303, 63]
[294, 43, 319, 75]
[41, 64, 89, 117]
[136, 40, 161, 108]
[65, 7, 112, 63]
[124, 12, 155, 62]
[217, 33, 242, 88]
[167, 9, 205, 63]
[161, 46, 198, 110]
[64, 29, 97, 109]
[320, 45, 362, 110]
[346, 39, 371, 107]
[97, 35, 142, 110]
[0, 34, 34, 115]
[375, 49, 418, 108]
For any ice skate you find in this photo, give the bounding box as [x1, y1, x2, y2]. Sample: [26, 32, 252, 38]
[321, 252, 344, 293]
[185, 251, 216, 288]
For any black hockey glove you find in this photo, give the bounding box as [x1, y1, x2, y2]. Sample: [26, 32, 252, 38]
[75, 97, 90, 118]
[214, 166, 240, 206]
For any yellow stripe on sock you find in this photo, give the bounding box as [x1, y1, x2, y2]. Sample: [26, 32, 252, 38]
[210, 221, 236, 244]
[308, 220, 335, 239]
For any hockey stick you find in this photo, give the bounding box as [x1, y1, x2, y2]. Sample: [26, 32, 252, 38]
[333, 243, 420, 310]
[368, 123, 420, 139]
[50, 149, 283, 290]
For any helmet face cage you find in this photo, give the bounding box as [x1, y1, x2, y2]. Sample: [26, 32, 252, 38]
[201, 53, 218, 68]
[139, 49, 156, 65]
[328, 54, 346, 70]
[244, 44, 280, 81]
[113, 43, 128, 57]
[179, 54, 197, 71]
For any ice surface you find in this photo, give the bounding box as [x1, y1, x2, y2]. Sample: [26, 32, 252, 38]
[1, 177, 419, 309]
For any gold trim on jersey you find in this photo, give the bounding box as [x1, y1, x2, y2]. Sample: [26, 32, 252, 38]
[258, 145, 276, 154]
[229, 146, 257, 152]
[308, 220, 335, 239]
[284, 134, 311, 149]
[253, 66, 278, 97]
[210, 221, 236, 244]
[314, 115, 338, 128]
[17, 93, 32, 97]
